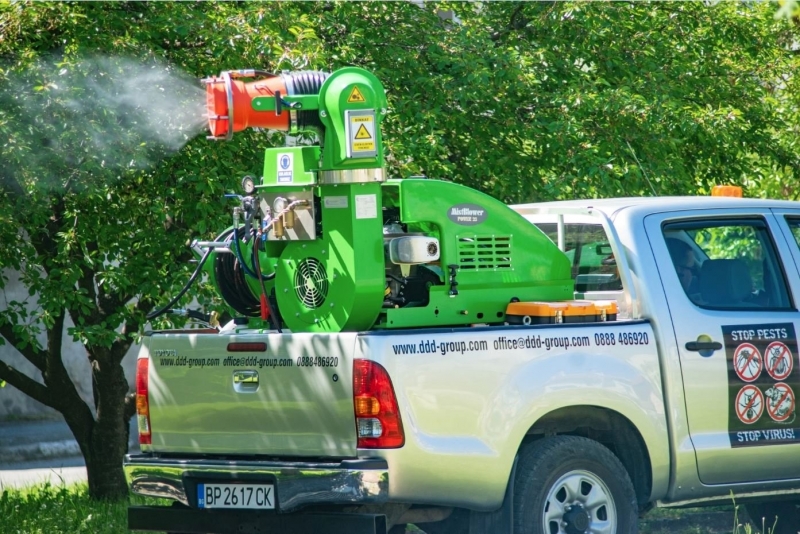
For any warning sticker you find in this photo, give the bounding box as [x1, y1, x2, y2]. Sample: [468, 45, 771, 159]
[347, 86, 366, 103]
[346, 110, 377, 157]
[765, 341, 793, 381]
[733, 343, 761, 382]
[724, 323, 800, 447]
[735, 385, 763, 424]
[354, 124, 372, 140]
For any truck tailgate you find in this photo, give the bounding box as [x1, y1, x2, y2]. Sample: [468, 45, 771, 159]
[143, 332, 357, 457]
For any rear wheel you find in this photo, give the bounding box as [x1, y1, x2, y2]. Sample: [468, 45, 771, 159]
[513, 435, 638, 534]
[746, 501, 800, 534]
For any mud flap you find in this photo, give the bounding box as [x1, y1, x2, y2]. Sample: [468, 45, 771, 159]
[469, 456, 516, 534]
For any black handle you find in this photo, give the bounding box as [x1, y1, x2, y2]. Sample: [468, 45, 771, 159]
[685, 341, 723, 352]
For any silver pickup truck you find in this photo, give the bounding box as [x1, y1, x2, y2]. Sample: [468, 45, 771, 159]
[125, 195, 800, 534]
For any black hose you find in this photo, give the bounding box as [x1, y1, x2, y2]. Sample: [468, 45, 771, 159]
[215, 228, 261, 317]
[284, 71, 329, 133]
[253, 237, 281, 332]
[146, 247, 213, 320]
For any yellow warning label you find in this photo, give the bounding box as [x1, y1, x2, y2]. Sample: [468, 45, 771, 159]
[347, 86, 366, 103]
[347, 110, 376, 155]
[354, 124, 372, 140]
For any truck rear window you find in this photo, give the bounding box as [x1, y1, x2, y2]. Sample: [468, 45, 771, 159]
[533, 223, 623, 293]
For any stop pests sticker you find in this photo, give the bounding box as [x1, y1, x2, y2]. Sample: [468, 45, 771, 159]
[723, 324, 800, 447]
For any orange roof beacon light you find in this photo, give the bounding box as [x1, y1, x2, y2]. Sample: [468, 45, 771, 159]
[711, 185, 743, 198]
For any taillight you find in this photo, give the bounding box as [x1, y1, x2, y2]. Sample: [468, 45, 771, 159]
[136, 357, 152, 446]
[353, 360, 404, 448]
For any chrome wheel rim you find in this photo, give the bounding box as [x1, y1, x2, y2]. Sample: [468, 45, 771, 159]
[542, 469, 617, 534]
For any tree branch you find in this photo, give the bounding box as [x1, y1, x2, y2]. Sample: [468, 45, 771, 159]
[0, 359, 54, 409]
[46, 309, 65, 366]
[0, 323, 46, 372]
[110, 298, 152, 365]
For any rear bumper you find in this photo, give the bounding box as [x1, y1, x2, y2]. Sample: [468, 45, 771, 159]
[124, 454, 389, 512]
[128, 505, 387, 534]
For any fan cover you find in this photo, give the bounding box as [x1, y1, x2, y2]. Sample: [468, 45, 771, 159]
[294, 257, 328, 309]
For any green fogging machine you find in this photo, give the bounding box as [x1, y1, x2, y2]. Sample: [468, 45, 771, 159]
[154, 67, 575, 332]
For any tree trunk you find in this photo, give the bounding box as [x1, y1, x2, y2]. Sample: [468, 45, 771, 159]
[85, 354, 134, 501]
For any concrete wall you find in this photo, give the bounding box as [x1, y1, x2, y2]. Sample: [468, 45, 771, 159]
[0, 271, 138, 420]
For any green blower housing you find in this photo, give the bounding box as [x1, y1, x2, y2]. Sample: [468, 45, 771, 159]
[201, 67, 573, 332]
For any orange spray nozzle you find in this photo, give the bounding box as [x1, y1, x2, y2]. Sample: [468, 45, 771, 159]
[203, 71, 289, 140]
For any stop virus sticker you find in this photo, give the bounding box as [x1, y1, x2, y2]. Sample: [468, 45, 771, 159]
[723, 323, 800, 448]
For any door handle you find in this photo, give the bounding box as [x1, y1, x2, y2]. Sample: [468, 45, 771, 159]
[233, 370, 259, 392]
[685, 341, 723, 352]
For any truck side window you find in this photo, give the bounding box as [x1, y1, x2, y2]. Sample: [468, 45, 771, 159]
[662, 219, 791, 310]
[784, 218, 800, 248]
[533, 223, 623, 293]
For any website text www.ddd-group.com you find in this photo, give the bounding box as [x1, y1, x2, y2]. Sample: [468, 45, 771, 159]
[392, 334, 593, 356]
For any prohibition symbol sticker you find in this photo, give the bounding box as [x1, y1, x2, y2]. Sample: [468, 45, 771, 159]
[733, 343, 762, 383]
[735, 384, 764, 424]
[765, 341, 793, 381]
[765, 383, 795, 422]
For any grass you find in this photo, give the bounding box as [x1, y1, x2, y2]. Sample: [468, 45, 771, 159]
[0, 482, 165, 534]
[0, 482, 778, 534]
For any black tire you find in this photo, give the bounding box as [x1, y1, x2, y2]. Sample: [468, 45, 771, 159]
[746, 501, 800, 534]
[513, 435, 638, 534]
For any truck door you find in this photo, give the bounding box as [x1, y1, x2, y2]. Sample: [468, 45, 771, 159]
[645, 210, 800, 485]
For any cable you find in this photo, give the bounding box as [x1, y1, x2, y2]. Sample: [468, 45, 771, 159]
[146, 248, 213, 320]
[253, 236, 281, 332]
[231, 216, 276, 281]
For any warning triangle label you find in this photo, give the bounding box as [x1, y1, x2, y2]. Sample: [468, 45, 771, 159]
[354, 124, 372, 140]
[347, 86, 366, 103]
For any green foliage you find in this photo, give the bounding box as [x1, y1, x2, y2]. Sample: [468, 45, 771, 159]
[0, 0, 798, 499]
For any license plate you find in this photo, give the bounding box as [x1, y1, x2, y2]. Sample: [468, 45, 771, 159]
[197, 483, 275, 509]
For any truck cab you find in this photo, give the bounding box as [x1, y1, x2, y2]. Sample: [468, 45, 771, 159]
[518, 196, 800, 516]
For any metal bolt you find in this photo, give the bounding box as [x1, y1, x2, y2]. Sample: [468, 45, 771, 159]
[565, 505, 572, 511]
[284, 288, 288, 293]
[295, 312, 300, 317]
[320, 110, 327, 118]
[321, 249, 326, 254]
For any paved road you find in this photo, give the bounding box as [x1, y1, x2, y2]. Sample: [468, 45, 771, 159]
[0, 457, 87, 489]
[0, 418, 136, 489]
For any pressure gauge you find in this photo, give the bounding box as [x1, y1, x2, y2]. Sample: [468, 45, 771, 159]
[273, 197, 287, 214]
[241, 175, 256, 195]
